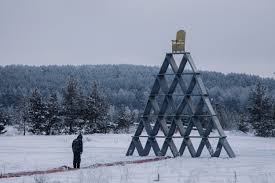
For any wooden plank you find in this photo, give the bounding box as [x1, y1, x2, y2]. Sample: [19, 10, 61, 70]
[161, 138, 179, 157]
[168, 54, 187, 74]
[142, 140, 151, 156]
[132, 138, 146, 156]
[154, 72, 200, 76]
[132, 135, 226, 138]
[126, 141, 135, 156]
[186, 53, 198, 72]
[213, 139, 223, 157]
[186, 139, 196, 157]
[220, 138, 236, 158]
[141, 118, 153, 136]
[134, 121, 144, 136]
[149, 138, 162, 156]
[149, 98, 160, 114]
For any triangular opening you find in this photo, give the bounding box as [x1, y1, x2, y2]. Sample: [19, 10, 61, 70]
[218, 146, 228, 158]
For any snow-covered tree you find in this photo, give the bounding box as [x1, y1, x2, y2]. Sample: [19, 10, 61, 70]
[62, 77, 82, 134]
[115, 105, 132, 133]
[248, 82, 274, 137]
[272, 103, 275, 121]
[15, 98, 29, 135]
[105, 105, 116, 132]
[28, 88, 47, 135]
[0, 109, 9, 134]
[45, 92, 61, 135]
[238, 114, 249, 133]
[84, 82, 108, 134]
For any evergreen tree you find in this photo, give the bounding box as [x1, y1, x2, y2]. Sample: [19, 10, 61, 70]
[16, 98, 29, 135]
[84, 82, 108, 134]
[238, 113, 249, 133]
[62, 77, 81, 134]
[115, 105, 132, 133]
[272, 102, 275, 136]
[45, 93, 61, 135]
[272, 102, 275, 121]
[0, 109, 9, 134]
[76, 90, 87, 131]
[248, 82, 274, 137]
[28, 88, 47, 135]
[105, 105, 116, 132]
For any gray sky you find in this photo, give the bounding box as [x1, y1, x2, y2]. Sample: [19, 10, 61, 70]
[0, 0, 275, 77]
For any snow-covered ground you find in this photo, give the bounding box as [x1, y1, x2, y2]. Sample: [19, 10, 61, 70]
[1, 131, 275, 183]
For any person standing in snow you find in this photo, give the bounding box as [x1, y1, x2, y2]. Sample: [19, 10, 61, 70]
[72, 134, 83, 168]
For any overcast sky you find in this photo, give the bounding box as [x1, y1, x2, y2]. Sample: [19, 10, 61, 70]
[0, 0, 274, 77]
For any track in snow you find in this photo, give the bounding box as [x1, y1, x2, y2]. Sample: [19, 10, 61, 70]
[0, 156, 171, 179]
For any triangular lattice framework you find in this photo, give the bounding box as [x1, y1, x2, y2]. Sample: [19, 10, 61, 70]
[126, 52, 235, 158]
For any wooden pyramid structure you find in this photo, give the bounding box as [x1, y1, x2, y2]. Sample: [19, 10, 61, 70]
[126, 31, 235, 158]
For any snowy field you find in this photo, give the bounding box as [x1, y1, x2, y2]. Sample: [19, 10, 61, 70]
[1, 131, 275, 183]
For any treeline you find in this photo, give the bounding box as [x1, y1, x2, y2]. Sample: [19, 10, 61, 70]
[0, 65, 275, 136]
[0, 77, 137, 135]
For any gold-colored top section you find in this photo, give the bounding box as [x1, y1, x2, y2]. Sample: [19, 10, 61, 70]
[172, 30, 186, 53]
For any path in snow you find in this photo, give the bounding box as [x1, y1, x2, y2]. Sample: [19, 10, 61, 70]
[0, 157, 170, 179]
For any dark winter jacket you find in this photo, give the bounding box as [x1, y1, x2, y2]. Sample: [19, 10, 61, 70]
[72, 134, 83, 154]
